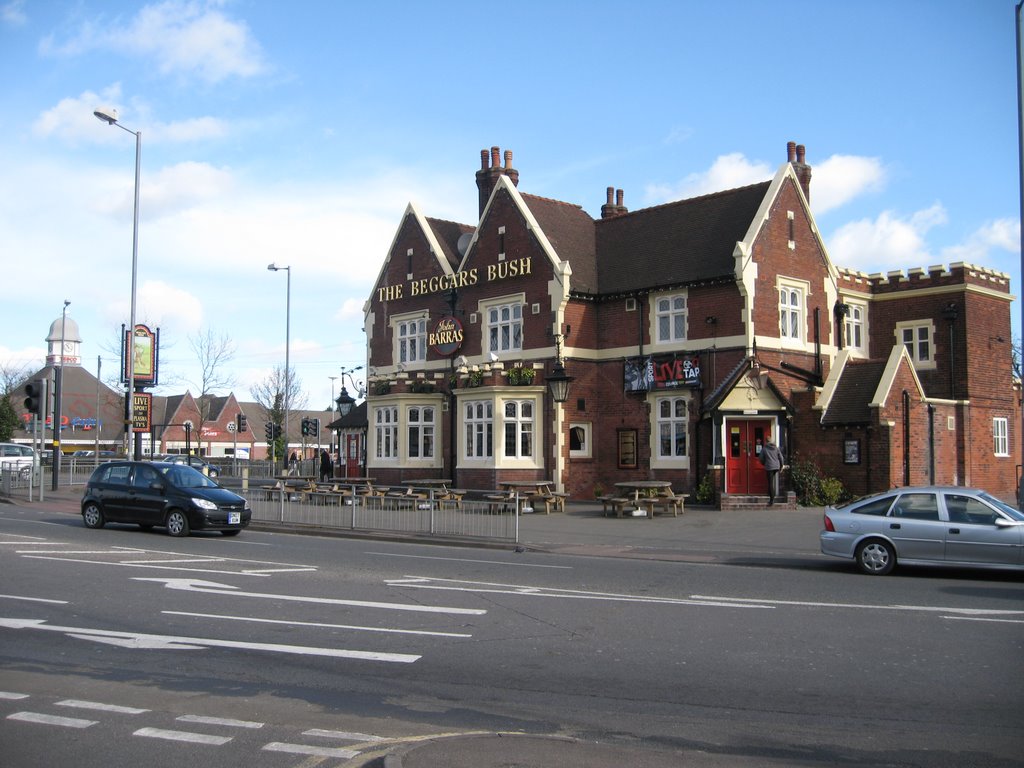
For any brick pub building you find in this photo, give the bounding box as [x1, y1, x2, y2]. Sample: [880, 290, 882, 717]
[362, 143, 1020, 506]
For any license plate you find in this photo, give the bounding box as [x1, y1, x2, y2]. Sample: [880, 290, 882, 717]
[228, 512, 240, 524]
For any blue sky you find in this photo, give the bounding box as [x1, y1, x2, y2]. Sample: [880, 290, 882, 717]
[1, 0, 1019, 413]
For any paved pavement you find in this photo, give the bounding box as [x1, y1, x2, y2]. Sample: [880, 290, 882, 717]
[2, 485, 829, 767]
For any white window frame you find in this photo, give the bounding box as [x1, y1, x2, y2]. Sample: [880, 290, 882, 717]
[391, 311, 428, 367]
[463, 399, 493, 460]
[502, 399, 534, 460]
[994, 417, 1009, 457]
[373, 405, 399, 461]
[650, 394, 690, 469]
[895, 320, 936, 369]
[654, 292, 687, 345]
[844, 300, 867, 355]
[479, 294, 525, 355]
[407, 405, 435, 460]
[569, 422, 592, 459]
[777, 277, 809, 348]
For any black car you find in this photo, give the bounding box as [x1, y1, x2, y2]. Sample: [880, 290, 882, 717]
[163, 454, 221, 478]
[81, 461, 250, 537]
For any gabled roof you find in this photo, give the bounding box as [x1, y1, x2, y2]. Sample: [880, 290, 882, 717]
[521, 194, 597, 294]
[820, 360, 887, 425]
[819, 346, 926, 426]
[425, 217, 475, 270]
[596, 181, 772, 295]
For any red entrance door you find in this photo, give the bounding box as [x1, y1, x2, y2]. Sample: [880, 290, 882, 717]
[343, 434, 361, 478]
[725, 419, 772, 494]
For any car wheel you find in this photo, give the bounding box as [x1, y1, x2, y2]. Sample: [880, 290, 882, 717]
[82, 503, 105, 529]
[856, 539, 896, 575]
[165, 510, 190, 537]
[221, 529, 240, 537]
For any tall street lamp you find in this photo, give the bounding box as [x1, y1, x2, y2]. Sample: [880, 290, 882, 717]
[328, 375, 338, 456]
[267, 263, 291, 463]
[93, 106, 142, 460]
[52, 299, 70, 490]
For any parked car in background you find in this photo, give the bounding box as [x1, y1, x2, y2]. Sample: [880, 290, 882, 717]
[81, 461, 250, 537]
[162, 454, 221, 478]
[0, 443, 37, 479]
[820, 486, 1024, 575]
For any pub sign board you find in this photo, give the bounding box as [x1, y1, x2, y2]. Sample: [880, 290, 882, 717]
[624, 354, 701, 392]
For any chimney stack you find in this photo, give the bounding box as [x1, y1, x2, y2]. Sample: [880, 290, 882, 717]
[601, 187, 628, 219]
[788, 140, 812, 202]
[475, 145, 519, 217]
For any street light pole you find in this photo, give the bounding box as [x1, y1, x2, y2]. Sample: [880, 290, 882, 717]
[94, 107, 142, 460]
[52, 299, 70, 490]
[268, 263, 291, 467]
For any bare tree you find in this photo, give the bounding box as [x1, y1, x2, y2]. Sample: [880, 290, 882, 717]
[251, 365, 308, 458]
[0, 360, 33, 395]
[189, 329, 238, 441]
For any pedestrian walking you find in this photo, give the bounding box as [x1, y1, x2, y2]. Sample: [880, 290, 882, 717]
[288, 451, 298, 476]
[759, 438, 784, 505]
[319, 449, 333, 483]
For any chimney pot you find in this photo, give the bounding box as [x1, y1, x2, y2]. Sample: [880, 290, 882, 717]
[606, 187, 614, 205]
[491, 146, 500, 168]
[796, 144, 806, 164]
[787, 141, 797, 163]
[480, 149, 489, 170]
[504, 150, 513, 169]
[616, 189, 624, 207]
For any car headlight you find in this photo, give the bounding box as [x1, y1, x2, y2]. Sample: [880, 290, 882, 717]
[191, 498, 218, 510]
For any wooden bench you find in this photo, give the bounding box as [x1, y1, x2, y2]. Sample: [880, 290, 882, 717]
[599, 496, 633, 517]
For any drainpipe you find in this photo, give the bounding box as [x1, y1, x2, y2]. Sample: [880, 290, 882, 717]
[903, 390, 911, 485]
[927, 403, 936, 485]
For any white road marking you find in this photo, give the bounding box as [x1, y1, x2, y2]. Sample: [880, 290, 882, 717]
[0, 617, 421, 662]
[56, 699, 149, 714]
[165, 610, 473, 638]
[368, 551, 572, 569]
[944, 615, 1024, 624]
[386, 576, 768, 608]
[303, 728, 385, 741]
[136, 577, 487, 615]
[241, 567, 318, 574]
[177, 714, 263, 728]
[21, 555, 278, 576]
[120, 557, 224, 564]
[8, 711, 96, 728]
[691, 594, 1024, 616]
[262, 742, 359, 758]
[135, 727, 232, 745]
[0, 691, 30, 700]
[0, 594, 68, 604]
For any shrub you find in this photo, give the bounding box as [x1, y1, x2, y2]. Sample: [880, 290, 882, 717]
[694, 473, 715, 504]
[789, 455, 847, 506]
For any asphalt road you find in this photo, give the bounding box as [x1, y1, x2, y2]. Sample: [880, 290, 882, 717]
[1, 502, 1022, 767]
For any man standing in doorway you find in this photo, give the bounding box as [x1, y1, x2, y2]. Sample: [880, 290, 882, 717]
[759, 438, 784, 506]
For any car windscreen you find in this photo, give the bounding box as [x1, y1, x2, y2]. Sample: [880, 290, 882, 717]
[979, 493, 1024, 522]
[159, 465, 219, 489]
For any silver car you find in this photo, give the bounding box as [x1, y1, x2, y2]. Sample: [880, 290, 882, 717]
[820, 486, 1024, 575]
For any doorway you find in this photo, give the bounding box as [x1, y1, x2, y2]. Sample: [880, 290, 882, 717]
[725, 419, 773, 494]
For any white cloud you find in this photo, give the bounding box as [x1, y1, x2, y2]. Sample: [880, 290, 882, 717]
[39, 0, 266, 84]
[2, 0, 26, 26]
[826, 203, 952, 273]
[33, 87, 229, 145]
[940, 218, 1020, 265]
[646, 153, 773, 203]
[811, 154, 886, 214]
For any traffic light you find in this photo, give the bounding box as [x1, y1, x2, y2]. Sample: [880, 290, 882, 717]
[309, 418, 319, 438]
[23, 379, 47, 419]
[264, 421, 278, 441]
[236, 413, 248, 432]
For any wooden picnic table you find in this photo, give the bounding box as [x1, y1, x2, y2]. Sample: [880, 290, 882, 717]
[612, 480, 673, 519]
